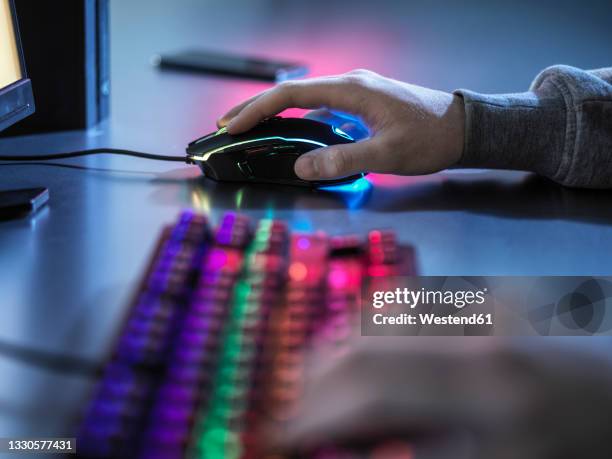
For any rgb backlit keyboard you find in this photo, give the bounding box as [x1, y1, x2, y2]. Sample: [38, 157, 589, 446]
[76, 210, 417, 459]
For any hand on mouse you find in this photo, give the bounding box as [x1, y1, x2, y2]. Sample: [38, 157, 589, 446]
[267, 337, 612, 459]
[217, 69, 465, 180]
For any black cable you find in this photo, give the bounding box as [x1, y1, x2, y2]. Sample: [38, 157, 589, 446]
[0, 161, 156, 174]
[0, 148, 187, 162]
[0, 338, 103, 378]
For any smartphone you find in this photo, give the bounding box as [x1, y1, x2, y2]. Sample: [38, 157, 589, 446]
[0, 187, 49, 219]
[152, 49, 308, 82]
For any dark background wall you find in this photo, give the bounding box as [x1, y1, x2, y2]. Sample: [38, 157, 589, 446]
[111, 0, 612, 96]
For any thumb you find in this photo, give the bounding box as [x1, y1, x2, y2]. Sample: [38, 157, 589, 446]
[294, 139, 378, 180]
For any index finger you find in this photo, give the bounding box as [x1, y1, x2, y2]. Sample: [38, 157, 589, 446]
[226, 76, 360, 134]
[217, 89, 272, 128]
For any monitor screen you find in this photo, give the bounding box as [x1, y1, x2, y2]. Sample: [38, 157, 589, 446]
[0, 0, 22, 90]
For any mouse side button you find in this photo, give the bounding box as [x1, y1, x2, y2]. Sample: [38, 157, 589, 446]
[237, 161, 254, 177]
[246, 152, 300, 180]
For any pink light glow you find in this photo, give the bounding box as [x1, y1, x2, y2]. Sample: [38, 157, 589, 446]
[208, 249, 228, 270]
[206, 22, 401, 122]
[296, 237, 311, 250]
[365, 173, 445, 188]
[329, 269, 348, 289]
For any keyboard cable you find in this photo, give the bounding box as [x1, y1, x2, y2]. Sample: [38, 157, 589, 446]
[0, 338, 103, 378]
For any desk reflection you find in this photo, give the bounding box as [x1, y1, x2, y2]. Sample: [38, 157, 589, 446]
[187, 176, 374, 215]
[150, 166, 612, 227]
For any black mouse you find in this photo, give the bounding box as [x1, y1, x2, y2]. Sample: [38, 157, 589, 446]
[186, 116, 365, 187]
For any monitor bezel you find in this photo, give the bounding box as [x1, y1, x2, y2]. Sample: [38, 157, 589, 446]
[0, 0, 35, 133]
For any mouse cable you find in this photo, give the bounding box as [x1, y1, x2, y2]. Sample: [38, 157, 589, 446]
[0, 148, 187, 163]
[0, 337, 103, 379]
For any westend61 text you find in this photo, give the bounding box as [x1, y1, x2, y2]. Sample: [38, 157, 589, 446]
[372, 313, 493, 326]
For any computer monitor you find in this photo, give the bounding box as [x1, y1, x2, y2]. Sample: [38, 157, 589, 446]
[0, 0, 34, 132]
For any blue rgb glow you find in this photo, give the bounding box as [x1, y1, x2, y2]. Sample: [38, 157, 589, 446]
[332, 126, 354, 140]
[292, 219, 313, 232]
[319, 176, 372, 209]
[319, 176, 370, 193]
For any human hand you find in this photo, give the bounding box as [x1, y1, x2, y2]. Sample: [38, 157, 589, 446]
[217, 70, 465, 181]
[269, 337, 612, 459]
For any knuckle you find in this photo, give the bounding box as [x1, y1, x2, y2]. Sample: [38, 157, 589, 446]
[346, 68, 381, 84]
[250, 104, 268, 121]
[277, 80, 296, 90]
[348, 68, 372, 76]
[276, 80, 298, 104]
[327, 148, 352, 175]
[343, 73, 366, 88]
[341, 71, 380, 97]
[276, 80, 298, 95]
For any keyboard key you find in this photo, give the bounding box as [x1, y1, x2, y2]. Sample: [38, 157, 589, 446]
[75, 211, 415, 459]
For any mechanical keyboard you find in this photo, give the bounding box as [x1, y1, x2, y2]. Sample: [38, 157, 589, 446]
[75, 210, 417, 459]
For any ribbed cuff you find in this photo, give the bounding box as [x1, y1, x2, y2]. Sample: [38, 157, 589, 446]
[452, 88, 567, 181]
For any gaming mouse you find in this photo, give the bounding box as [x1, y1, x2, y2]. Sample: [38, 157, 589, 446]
[186, 116, 365, 187]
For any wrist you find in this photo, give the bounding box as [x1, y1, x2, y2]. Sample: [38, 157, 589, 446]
[438, 93, 465, 167]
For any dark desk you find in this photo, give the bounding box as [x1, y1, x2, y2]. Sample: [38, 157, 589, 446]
[1, 0, 611, 441]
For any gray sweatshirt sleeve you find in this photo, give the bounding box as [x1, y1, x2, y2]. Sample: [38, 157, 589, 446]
[454, 65, 612, 188]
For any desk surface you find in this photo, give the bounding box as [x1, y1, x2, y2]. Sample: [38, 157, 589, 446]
[1, 0, 611, 440]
